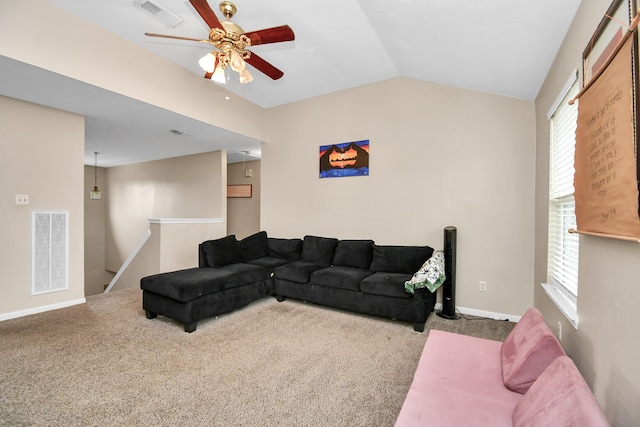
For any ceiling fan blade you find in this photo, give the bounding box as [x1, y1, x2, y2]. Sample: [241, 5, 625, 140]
[145, 32, 211, 44]
[244, 25, 295, 46]
[189, 0, 223, 30]
[245, 51, 284, 80]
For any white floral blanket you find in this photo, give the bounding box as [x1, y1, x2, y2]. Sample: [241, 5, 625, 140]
[404, 250, 446, 294]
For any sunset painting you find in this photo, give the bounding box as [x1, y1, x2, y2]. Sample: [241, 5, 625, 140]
[319, 140, 369, 178]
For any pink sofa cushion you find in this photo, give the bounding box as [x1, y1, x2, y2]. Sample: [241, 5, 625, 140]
[501, 307, 566, 393]
[395, 330, 522, 427]
[513, 356, 609, 426]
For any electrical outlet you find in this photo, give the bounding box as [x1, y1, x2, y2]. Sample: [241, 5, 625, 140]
[479, 281, 487, 292]
[558, 321, 563, 340]
[15, 195, 29, 205]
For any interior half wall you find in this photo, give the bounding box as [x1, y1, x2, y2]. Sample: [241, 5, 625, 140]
[104, 151, 227, 291]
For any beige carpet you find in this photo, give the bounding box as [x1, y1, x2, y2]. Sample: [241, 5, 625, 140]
[0, 288, 514, 426]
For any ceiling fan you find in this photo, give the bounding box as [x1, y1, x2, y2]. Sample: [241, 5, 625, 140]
[145, 0, 294, 84]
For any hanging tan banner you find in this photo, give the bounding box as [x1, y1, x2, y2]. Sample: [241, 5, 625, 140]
[574, 36, 640, 239]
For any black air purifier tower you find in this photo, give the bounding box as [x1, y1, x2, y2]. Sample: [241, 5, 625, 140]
[437, 226, 458, 320]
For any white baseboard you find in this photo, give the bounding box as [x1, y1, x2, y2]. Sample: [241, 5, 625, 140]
[0, 298, 86, 322]
[434, 303, 522, 322]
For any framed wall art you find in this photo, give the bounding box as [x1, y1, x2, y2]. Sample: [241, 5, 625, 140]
[319, 139, 369, 179]
[582, 0, 635, 85]
[227, 184, 252, 198]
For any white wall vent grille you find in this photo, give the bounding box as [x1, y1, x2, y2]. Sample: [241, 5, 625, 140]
[135, 0, 183, 28]
[31, 211, 69, 295]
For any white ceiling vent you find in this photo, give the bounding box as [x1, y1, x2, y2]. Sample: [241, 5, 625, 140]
[135, 0, 183, 28]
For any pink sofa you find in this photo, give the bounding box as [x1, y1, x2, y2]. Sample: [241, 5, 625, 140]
[395, 308, 609, 426]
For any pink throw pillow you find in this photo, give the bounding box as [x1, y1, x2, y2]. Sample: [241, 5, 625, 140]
[513, 356, 609, 426]
[501, 307, 566, 393]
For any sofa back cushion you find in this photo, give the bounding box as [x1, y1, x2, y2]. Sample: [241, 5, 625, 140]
[200, 235, 244, 268]
[268, 238, 303, 260]
[369, 245, 434, 274]
[333, 240, 374, 269]
[512, 356, 609, 427]
[501, 307, 566, 394]
[301, 235, 339, 267]
[239, 231, 269, 261]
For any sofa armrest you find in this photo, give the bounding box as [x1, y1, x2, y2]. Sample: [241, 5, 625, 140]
[513, 356, 609, 426]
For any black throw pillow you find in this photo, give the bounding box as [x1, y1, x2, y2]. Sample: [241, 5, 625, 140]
[239, 231, 269, 261]
[301, 235, 338, 267]
[333, 240, 374, 269]
[370, 245, 434, 274]
[200, 235, 244, 268]
[268, 238, 303, 260]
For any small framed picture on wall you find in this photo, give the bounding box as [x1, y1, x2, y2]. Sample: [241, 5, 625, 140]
[319, 139, 369, 179]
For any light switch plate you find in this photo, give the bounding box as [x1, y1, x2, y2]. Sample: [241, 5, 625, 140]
[16, 195, 29, 205]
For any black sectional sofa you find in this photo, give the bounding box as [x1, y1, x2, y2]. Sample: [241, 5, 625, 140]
[140, 231, 439, 332]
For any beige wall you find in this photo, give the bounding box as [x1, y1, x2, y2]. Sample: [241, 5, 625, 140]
[263, 78, 536, 317]
[227, 160, 261, 239]
[105, 152, 227, 290]
[84, 165, 115, 296]
[0, 96, 85, 316]
[534, 1, 640, 424]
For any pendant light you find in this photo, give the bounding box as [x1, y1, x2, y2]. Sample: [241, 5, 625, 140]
[90, 152, 102, 200]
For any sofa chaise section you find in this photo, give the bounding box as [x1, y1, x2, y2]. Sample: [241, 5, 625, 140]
[141, 233, 276, 332]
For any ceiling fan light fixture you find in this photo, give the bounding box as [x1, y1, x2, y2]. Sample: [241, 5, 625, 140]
[239, 68, 253, 84]
[145, 1, 294, 83]
[199, 52, 217, 73]
[212, 64, 227, 84]
[229, 50, 245, 72]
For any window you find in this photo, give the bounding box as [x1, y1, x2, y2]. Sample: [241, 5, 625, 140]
[545, 72, 579, 327]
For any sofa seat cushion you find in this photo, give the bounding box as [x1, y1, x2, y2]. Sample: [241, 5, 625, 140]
[275, 260, 325, 284]
[140, 264, 270, 303]
[310, 266, 372, 291]
[397, 380, 517, 426]
[501, 307, 566, 393]
[513, 356, 609, 427]
[360, 272, 414, 299]
[245, 256, 292, 270]
[395, 330, 522, 427]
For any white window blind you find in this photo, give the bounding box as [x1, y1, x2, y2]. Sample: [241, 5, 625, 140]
[548, 77, 579, 299]
[31, 211, 69, 295]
